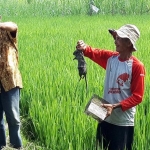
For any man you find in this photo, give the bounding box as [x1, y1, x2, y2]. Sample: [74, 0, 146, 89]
[0, 17, 23, 149]
[76, 24, 145, 150]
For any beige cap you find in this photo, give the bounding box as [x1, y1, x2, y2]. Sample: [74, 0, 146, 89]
[109, 24, 140, 51]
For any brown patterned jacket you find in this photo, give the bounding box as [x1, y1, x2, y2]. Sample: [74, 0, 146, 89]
[0, 24, 23, 92]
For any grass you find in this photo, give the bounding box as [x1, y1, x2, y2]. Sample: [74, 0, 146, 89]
[13, 15, 150, 149]
[1, 1, 150, 149]
[0, 0, 150, 17]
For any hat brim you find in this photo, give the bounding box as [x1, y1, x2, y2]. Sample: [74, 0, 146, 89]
[108, 29, 116, 40]
[108, 29, 137, 51]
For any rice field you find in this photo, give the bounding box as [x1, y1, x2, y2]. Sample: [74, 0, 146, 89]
[1, 0, 150, 150]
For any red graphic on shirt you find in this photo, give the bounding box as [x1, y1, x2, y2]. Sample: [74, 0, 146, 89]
[117, 73, 129, 86]
[108, 88, 121, 94]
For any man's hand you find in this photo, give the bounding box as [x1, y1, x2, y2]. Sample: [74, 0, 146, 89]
[102, 103, 121, 118]
[76, 40, 87, 51]
[102, 104, 114, 117]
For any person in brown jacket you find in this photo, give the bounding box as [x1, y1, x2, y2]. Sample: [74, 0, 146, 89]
[0, 16, 23, 149]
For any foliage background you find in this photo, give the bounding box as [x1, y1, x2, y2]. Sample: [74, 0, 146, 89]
[1, 0, 150, 150]
[0, 0, 150, 17]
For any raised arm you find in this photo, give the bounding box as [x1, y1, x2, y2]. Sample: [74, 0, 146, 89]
[0, 22, 18, 32]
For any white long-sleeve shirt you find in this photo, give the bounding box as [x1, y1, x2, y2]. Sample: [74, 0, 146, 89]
[84, 46, 145, 126]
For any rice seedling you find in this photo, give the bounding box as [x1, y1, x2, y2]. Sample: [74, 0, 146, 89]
[1, 0, 150, 149]
[12, 15, 149, 150]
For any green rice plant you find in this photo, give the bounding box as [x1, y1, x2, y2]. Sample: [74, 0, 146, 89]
[0, 0, 150, 17]
[1, 1, 150, 149]
[9, 15, 149, 149]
